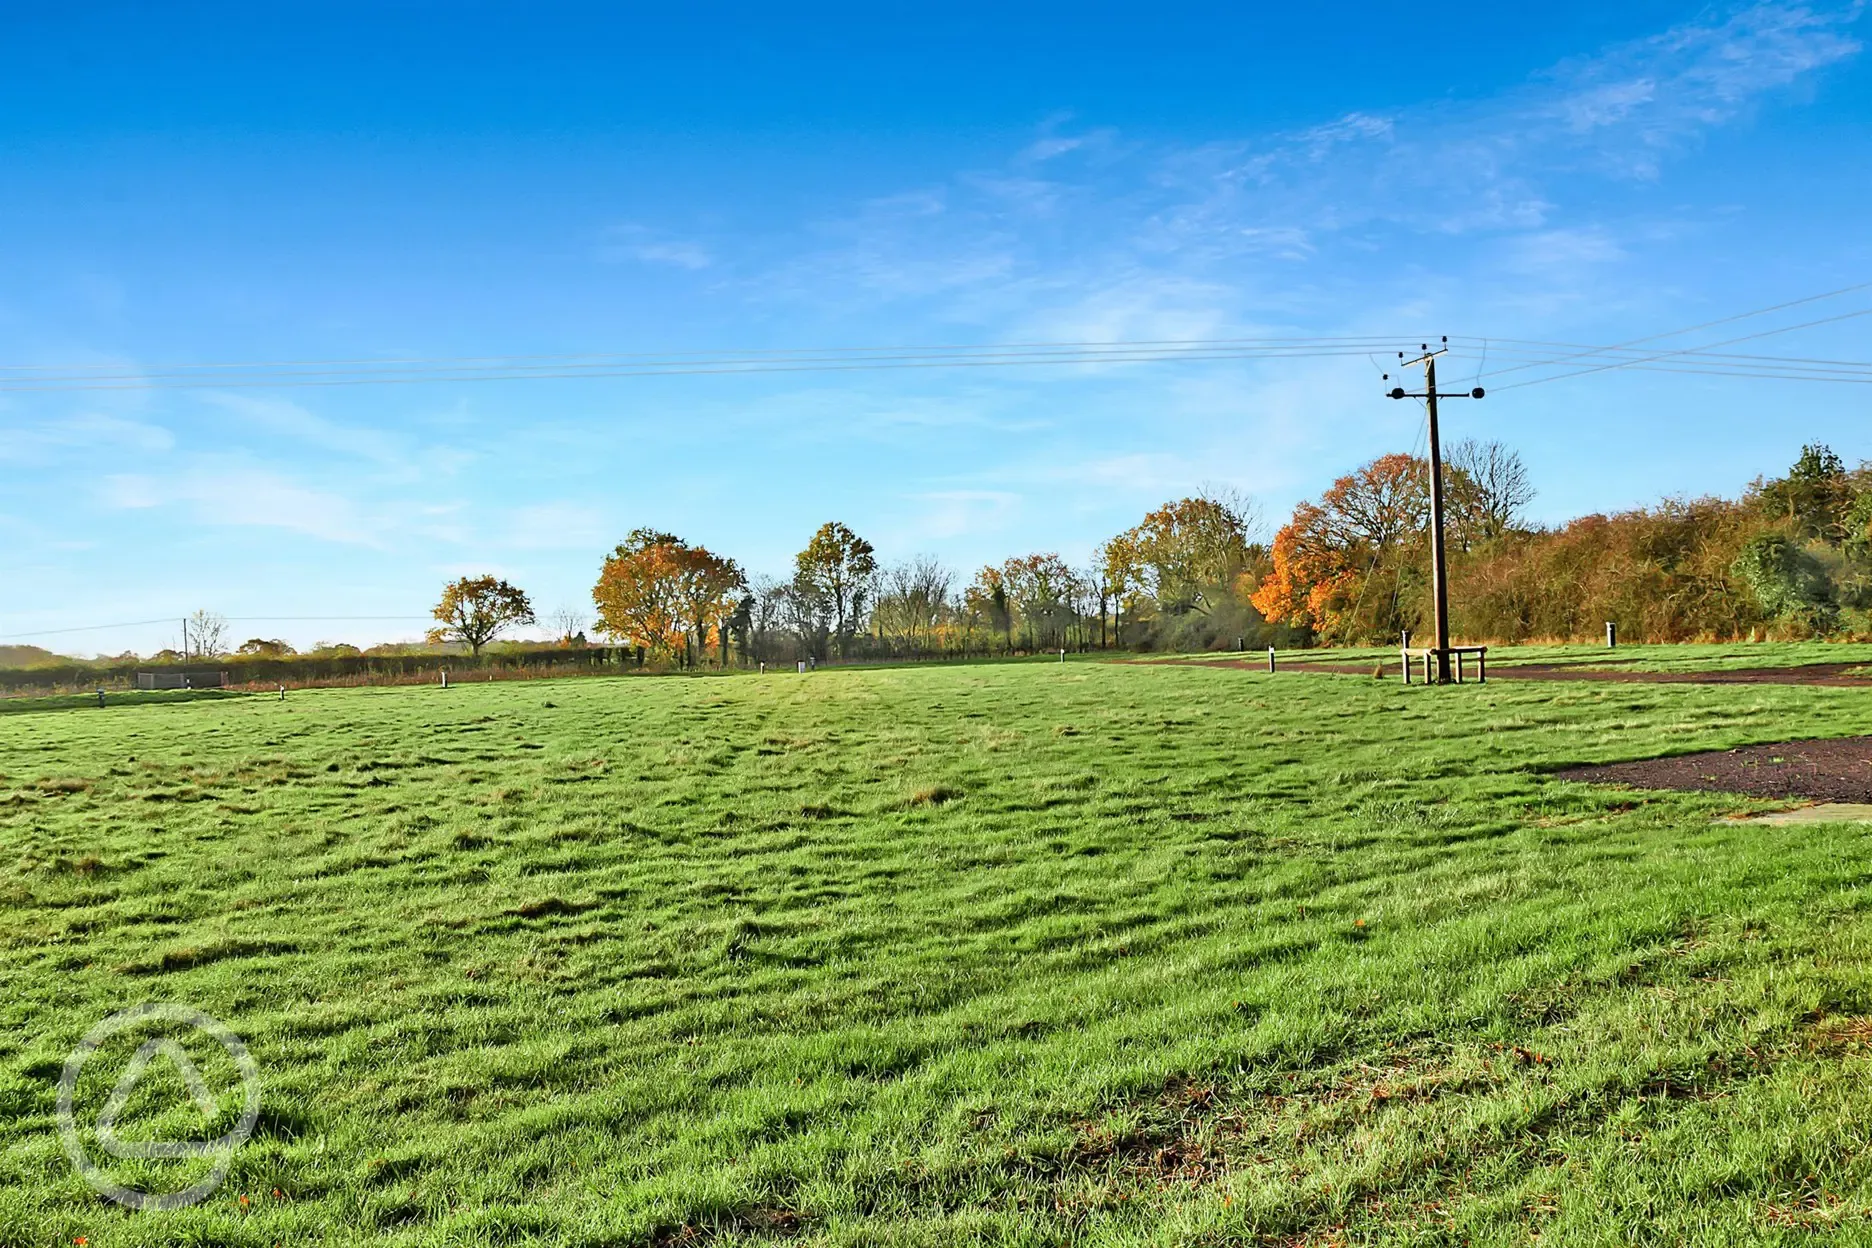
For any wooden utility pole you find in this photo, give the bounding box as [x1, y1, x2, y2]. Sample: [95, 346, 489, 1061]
[1386, 338, 1484, 684]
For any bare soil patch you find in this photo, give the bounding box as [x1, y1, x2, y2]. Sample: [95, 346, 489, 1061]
[1557, 736, 1872, 802]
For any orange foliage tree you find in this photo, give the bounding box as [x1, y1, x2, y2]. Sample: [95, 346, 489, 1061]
[429, 575, 535, 655]
[1250, 454, 1430, 644]
[592, 531, 694, 664]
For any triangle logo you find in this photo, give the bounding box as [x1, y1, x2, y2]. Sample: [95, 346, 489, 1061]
[95, 1039, 225, 1160]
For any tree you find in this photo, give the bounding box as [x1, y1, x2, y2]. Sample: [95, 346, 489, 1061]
[1447, 439, 1535, 544]
[1251, 454, 1432, 643]
[1753, 444, 1852, 541]
[547, 604, 587, 645]
[876, 556, 954, 656]
[671, 543, 744, 667]
[236, 638, 295, 657]
[186, 610, 229, 660]
[1107, 490, 1260, 616]
[1733, 533, 1839, 633]
[428, 576, 535, 655]
[1097, 533, 1147, 648]
[1000, 553, 1078, 649]
[963, 565, 1014, 652]
[592, 537, 691, 663]
[794, 522, 877, 657]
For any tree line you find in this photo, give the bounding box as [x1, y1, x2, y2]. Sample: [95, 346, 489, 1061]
[42, 437, 1860, 677]
[417, 492, 1280, 667]
[1250, 440, 1872, 644]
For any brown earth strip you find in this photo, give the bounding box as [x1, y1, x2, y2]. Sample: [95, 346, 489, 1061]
[1555, 736, 1872, 802]
[1143, 658, 1872, 687]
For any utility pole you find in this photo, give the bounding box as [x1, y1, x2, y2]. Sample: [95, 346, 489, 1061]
[1386, 337, 1484, 685]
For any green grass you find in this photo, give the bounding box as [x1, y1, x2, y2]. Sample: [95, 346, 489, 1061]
[0, 689, 247, 715]
[5, 661, 1872, 1245]
[1231, 640, 1872, 673]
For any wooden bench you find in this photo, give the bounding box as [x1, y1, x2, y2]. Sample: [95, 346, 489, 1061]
[1401, 645, 1487, 685]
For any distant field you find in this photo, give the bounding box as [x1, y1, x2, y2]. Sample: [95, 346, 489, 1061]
[5, 662, 1872, 1244]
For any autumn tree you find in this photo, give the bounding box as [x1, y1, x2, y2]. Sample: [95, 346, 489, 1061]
[1000, 553, 1080, 649]
[964, 565, 1014, 652]
[1117, 491, 1260, 614]
[794, 521, 877, 657]
[592, 538, 689, 663]
[1251, 454, 1431, 643]
[1097, 532, 1147, 648]
[429, 576, 535, 655]
[672, 543, 745, 666]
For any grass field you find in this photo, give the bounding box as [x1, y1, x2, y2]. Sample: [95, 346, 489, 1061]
[5, 659, 1872, 1245]
[1216, 640, 1872, 674]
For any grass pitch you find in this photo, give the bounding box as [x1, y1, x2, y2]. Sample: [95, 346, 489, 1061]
[5, 660, 1872, 1245]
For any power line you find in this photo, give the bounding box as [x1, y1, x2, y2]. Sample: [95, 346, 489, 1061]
[0, 347, 1419, 392]
[0, 614, 436, 641]
[1487, 307, 1872, 392]
[0, 337, 1416, 392]
[0, 333, 1412, 377]
[1467, 279, 1872, 382]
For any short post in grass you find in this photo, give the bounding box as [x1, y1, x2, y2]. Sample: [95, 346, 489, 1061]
[1059, 648, 1064, 664]
[1266, 645, 1275, 673]
[441, 669, 448, 688]
[1606, 621, 1617, 648]
[96, 687, 105, 708]
[1400, 629, 1411, 684]
[278, 684, 286, 701]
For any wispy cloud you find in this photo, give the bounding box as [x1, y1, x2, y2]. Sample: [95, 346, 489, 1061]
[598, 224, 713, 269]
[102, 461, 381, 546]
[741, 2, 1860, 333]
[200, 391, 406, 464]
[0, 411, 174, 463]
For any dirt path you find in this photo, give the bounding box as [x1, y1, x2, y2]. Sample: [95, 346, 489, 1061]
[1145, 658, 1872, 687]
[1556, 737, 1872, 802]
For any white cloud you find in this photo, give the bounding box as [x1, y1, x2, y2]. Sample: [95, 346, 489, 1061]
[100, 460, 383, 546]
[504, 502, 605, 551]
[896, 489, 1023, 542]
[199, 391, 406, 463]
[0, 412, 176, 463]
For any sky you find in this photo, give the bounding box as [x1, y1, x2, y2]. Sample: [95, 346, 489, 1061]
[2, 1, 1870, 655]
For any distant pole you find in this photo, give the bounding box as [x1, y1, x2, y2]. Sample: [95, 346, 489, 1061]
[1387, 339, 1484, 686]
[180, 617, 188, 665]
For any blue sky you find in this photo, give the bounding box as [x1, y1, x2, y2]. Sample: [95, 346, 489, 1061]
[3, 2, 1870, 654]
